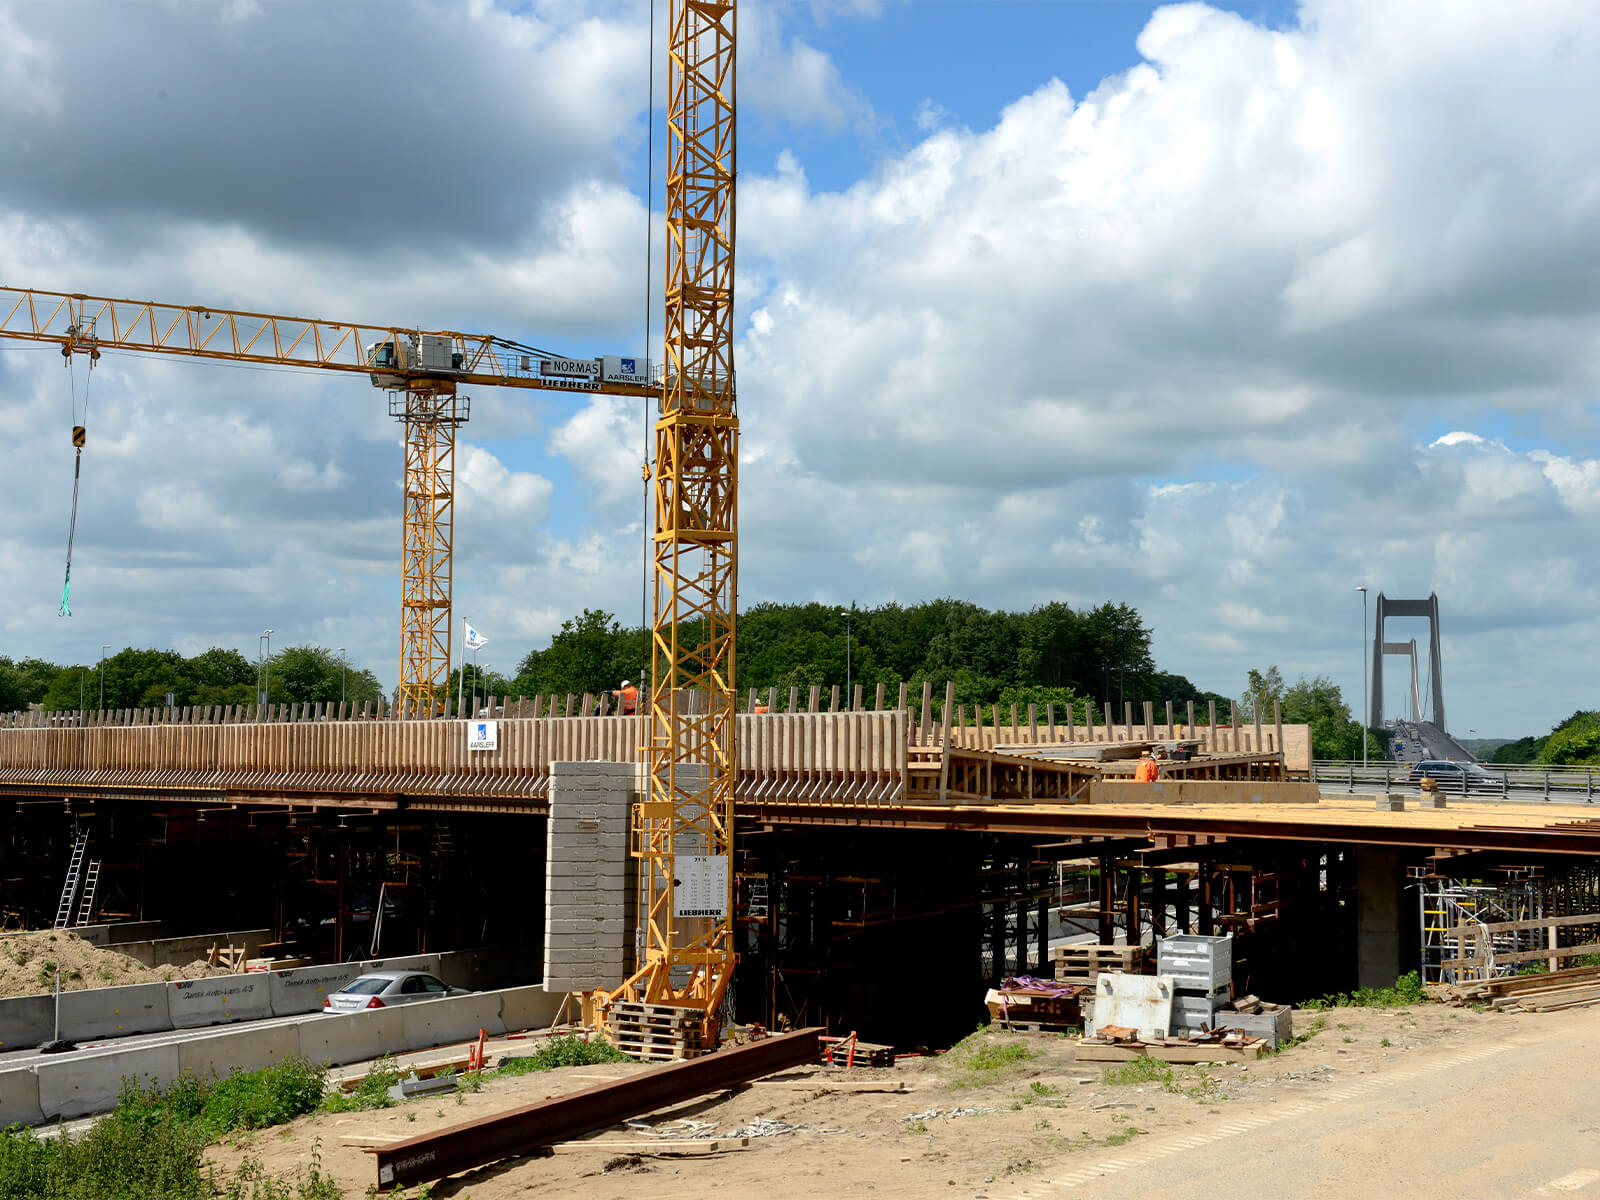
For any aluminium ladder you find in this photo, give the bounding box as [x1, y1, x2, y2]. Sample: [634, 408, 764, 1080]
[73, 858, 103, 927]
[52, 830, 90, 929]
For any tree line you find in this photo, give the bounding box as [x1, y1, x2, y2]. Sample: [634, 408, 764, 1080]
[1, 647, 384, 712]
[506, 598, 1228, 719]
[1491, 711, 1600, 766]
[7, 597, 1291, 726]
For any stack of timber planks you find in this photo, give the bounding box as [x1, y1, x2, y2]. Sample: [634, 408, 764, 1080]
[608, 1001, 706, 1061]
[1441, 963, 1600, 1012]
[1054, 943, 1148, 985]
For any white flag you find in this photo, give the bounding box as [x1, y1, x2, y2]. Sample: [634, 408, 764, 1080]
[463, 621, 488, 652]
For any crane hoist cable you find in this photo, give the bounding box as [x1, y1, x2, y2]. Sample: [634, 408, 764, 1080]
[58, 331, 97, 617]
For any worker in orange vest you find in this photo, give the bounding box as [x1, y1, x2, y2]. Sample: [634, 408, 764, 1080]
[614, 680, 638, 716]
[753, 699, 769, 714]
[1134, 749, 1159, 782]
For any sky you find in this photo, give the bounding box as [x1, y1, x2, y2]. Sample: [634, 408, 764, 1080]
[2, 0, 1598, 739]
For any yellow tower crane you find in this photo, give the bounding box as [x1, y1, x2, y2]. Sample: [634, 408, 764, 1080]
[601, 0, 739, 1050]
[4, 0, 740, 1051]
[0, 286, 654, 709]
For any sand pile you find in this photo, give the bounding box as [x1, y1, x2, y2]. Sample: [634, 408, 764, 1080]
[0, 929, 233, 999]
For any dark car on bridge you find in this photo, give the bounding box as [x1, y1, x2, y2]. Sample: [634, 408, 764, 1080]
[1408, 760, 1504, 794]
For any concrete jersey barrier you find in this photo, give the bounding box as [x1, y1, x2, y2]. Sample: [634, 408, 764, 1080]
[57, 981, 172, 1041]
[269, 964, 365, 1017]
[36, 1042, 182, 1121]
[4, 985, 561, 1126]
[0, 995, 54, 1051]
[0, 946, 524, 1050]
[169, 974, 272, 1028]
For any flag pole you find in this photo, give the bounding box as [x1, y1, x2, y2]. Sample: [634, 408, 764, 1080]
[456, 618, 466, 717]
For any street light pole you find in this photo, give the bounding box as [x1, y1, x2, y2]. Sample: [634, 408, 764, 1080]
[98, 645, 110, 710]
[338, 647, 347, 706]
[838, 608, 852, 707]
[1356, 586, 1368, 767]
[259, 630, 273, 709]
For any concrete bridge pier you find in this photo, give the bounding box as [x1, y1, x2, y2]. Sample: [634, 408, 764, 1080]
[1354, 846, 1419, 989]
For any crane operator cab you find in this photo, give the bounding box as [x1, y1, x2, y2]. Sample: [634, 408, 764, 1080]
[367, 333, 465, 389]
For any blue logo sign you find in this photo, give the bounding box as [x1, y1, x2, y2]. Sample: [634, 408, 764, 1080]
[620, 358, 636, 374]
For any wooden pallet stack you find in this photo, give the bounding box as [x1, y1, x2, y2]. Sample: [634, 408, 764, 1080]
[851, 1040, 895, 1068]
[608, 1001, 707, 1061]
[987, 979, 1086, 1032]
[1441, 963, 1600, 1012]
[1054, 943, 1147, 985]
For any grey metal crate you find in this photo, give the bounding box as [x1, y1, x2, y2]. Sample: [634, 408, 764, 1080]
[1157, 934, 1232, 991]
[1211, 1006, 1292, 1048]
[1170, 990, 1226, 1022]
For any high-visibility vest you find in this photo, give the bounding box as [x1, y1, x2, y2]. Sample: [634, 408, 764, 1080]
[620, 685, 638, 714]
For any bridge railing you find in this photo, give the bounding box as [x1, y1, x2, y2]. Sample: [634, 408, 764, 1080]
[1312, 760, 1600, 802]
[0, 711, 912, 808]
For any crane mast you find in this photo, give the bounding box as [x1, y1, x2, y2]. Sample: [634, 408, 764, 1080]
[607, 0, 739, 1044]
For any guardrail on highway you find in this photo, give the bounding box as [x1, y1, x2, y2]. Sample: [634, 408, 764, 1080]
[1311, 760, 1600, 802]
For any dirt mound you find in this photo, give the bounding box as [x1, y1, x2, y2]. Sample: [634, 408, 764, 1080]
[0, 930, 233, 998]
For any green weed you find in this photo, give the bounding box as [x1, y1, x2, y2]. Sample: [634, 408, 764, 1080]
[320, 1056, 402, 1114]
[494, 1035, 629, 1077]
[942, 1030, 1036, 1088]
[1299, 971, 1427, 1011]
[1101, 1056, 1173, 1087]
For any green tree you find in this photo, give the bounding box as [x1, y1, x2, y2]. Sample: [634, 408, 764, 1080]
[1538, 712, 1600, 765]
[0, 657, 60, 705]
[0, 658, 24, 711]
[40, 665, 96, 711]
[267, 645, 383, 707]
[1239, 666, 1287, 721]
[513, 610, 641, 699]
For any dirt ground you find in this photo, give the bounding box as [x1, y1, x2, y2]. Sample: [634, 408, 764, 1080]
[0, 930, 231, 997]
[210, 1000, 1548, 1198]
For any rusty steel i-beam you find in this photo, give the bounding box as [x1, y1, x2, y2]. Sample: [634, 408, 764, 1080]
[370, 1027, 823, 1191]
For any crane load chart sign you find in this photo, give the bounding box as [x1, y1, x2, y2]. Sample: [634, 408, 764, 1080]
[674, 855, 729, 918]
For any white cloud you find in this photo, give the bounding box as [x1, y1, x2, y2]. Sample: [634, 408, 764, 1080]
[3, 0, 1600, 739]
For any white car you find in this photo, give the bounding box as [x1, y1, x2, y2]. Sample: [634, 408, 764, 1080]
[322, 970, 469, 1013]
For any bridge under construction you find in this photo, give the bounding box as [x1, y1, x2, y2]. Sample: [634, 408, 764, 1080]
[3, 690, 1599, 1046]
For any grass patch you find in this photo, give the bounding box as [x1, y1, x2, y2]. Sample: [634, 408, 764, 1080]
[494, 1035, 629, 1077]
[1299, 971, 1427, 1011]
[941, 1030, 1036, 1088]
[1100, 1057, 1218, 1100]
[1101, 1056, 1173, 1087]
